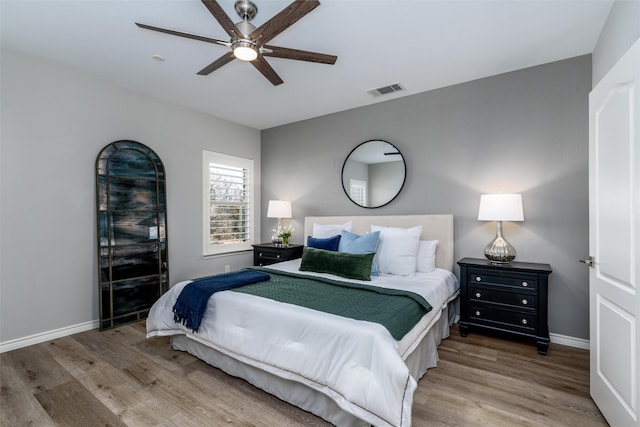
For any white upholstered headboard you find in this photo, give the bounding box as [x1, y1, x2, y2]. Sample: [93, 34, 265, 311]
[304, 215, 454, 273]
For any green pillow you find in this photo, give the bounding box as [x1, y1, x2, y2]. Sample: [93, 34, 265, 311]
[299, 247, 374, 281]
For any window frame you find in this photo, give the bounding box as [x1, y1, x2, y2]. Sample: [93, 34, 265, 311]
[202, 150, 255, 256]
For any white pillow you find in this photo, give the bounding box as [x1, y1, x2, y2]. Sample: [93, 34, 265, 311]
[371, 225, 422, 275]
[416, 240, 439, 273]
[312, 221, 352, 238]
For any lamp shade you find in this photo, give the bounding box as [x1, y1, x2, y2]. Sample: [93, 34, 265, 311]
[478, 194, 524, 222]
[267, 200, 292, 219]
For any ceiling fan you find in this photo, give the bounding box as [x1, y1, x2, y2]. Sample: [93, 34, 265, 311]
[136, 0, 337, 86]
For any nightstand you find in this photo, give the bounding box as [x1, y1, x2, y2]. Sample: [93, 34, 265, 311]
[252, 243, 303, 266]
[457, 257, 552, 355]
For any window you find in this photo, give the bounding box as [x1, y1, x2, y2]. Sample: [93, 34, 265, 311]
[349, 179, 367, 206]
[203, 151, 254, 255]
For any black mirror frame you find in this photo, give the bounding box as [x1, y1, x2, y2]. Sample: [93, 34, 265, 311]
[341, 140, 407, 209]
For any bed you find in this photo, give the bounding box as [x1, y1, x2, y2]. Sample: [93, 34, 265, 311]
[147, 215, 458, 427]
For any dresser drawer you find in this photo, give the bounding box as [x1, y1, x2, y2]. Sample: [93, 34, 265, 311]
[469, 285, 537, 310]
[257, 249, 285, 263]
[468, 268, 538, 290]
[469, 305, 536, 332]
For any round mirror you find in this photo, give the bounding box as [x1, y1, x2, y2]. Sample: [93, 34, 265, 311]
[341, 140, 406, 208]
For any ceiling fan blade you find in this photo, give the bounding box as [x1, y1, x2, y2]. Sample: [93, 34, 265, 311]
[251, 56, 284, 86]
[250, 0, 320, 44]
[263, 45, 336, 65]
[201, 0, 239, 38]
[197, 51, 236, 75]
[136, 23, 228, 46]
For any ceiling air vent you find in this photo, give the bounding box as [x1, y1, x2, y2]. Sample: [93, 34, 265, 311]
[367, 83, 404, 97]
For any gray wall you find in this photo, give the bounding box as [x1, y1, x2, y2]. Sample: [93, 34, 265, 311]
[0, 49, 260, 344]
[592, 0, 640, 86]
[261, 55, 591, 340]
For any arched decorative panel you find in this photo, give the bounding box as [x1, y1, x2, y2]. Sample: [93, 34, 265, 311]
[96, 140, 169, 330]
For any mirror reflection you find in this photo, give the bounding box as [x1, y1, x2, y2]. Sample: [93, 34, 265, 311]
[341, 140, 406, 208]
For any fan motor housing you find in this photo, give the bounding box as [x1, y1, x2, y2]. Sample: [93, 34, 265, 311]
[235, 20, 257, 38]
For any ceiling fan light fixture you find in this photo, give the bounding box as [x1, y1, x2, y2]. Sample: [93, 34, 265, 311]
[136, 0, 337, 85]
[233, 40, 258, 61]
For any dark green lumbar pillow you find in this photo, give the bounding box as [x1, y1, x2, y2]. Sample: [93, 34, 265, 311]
[299, 247, 375, 281]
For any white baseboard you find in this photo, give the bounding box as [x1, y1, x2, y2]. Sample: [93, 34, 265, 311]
[0, 319, 590, 353]
[0, 319, 99, 353]
[550, 332, 590, 350]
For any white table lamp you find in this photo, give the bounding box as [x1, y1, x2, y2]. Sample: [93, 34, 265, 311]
[267, 200, 292, 244]
[478, 193, 524, 263]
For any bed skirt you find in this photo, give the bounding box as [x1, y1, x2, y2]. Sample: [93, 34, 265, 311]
[170, 298, 457, 427]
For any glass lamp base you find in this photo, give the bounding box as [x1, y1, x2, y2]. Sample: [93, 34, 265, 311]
[484, 235, 516, 264]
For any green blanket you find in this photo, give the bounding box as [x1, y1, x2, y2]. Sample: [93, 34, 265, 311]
[231, 268, 432, 340]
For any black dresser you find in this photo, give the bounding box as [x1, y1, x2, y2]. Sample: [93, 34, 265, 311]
[457, 257, 552, 354]
[252, 243, 303, 266]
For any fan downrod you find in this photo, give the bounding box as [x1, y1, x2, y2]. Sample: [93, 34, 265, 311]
[234, 0, 258, 21]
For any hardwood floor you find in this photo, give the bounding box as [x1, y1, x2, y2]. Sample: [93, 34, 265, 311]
[1, 322, 606, 426]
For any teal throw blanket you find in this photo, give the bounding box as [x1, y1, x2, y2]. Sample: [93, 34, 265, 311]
[232, 268, 432, 340]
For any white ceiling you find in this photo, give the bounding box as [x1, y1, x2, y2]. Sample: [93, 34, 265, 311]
[1, 0, 613, 130]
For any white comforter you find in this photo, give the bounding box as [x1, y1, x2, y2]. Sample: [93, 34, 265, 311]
[147, 260, 458, 427]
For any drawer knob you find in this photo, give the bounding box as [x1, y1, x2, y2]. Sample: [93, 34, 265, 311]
[521, 319, 528, 325]
[475, 310, 481, 316]
[276, 254, 281, 259]
[475, 292, 481, 298]
[522, 299, 528, 305]
[522, 281, 529, 287]
[475, 276, 482, 282]
[259, 252, 263, 256]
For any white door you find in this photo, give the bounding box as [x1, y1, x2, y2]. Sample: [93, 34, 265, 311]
[589, 38, 640, 427]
